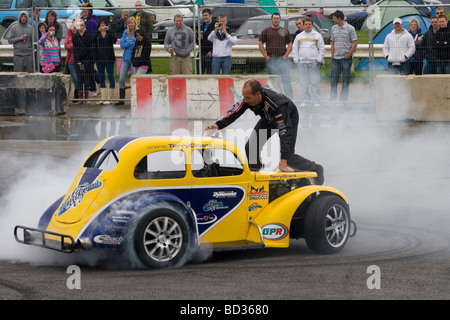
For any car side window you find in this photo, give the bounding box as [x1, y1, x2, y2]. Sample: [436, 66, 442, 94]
[135, 149, 186, 180]
[84, 149, 119, 171]
[15, 0, 28, 8]
[192, 148, 243, 178]
[32, 0, 49, 8]
[287, 20, 297, 34]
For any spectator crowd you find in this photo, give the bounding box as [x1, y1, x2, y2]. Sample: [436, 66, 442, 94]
[4, 4, 450, 108]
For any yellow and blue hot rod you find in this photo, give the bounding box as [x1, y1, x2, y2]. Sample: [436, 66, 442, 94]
[14, 135, 356, 268]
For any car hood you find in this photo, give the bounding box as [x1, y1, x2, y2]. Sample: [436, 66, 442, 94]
[255, 171, 317, 181]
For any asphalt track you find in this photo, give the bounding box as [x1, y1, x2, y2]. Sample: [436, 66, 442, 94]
[0, 110, 449, 302]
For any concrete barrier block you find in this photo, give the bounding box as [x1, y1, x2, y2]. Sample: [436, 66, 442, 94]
[0, 72, 71, 116]
[131, 75, 282, 120]
[375, 74, 450, 121]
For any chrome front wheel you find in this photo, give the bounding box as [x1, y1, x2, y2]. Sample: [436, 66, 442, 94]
[304, 195, 351, 254]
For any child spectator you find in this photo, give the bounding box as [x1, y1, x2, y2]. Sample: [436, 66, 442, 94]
[39, 25, 60, 73]
[131, 29, 152, 74]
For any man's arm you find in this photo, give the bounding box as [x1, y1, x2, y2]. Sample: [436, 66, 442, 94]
[283, 41, 292, 58]
[346, 40, 358, 59]
[259, 40, 269, 60]
[405, 34, 416, 59]
[215, 98, 247, 129]
[205, 97, 247, 132]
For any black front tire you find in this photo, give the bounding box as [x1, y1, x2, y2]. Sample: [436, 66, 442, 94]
[304, 195, 351, 254]
[134, 208, 190, 269]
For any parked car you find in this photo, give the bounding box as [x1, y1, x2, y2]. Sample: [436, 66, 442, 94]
[0, 0, 115, 28]
[116, 0, 191, 23]
[232, 14, 330, 72]
[274, 0, 370, 17]
[14, 135, 355, 269]
[151, 4, 268, 43]
[235, 14, 330, 45]
[0, 18, 69, 45]
[90, 0, 156, 24]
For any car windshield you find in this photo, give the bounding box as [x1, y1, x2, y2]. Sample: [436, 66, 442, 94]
[171, 0, 192, 4]
[236, 19, 272, 37]
[46, 0, 80, 6]
[0, 0, 12, 9]
[86, 0, 117, 7]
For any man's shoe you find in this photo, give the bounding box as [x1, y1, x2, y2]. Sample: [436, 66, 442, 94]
[315, 165, 324, 185]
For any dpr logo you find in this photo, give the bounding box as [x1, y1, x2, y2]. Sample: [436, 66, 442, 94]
[262, 223, 288, 240]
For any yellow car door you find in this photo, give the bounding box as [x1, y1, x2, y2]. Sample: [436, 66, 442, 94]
[189, 144, 251, 247]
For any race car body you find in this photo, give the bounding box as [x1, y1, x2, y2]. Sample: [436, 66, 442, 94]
[15, 135, 356, 268]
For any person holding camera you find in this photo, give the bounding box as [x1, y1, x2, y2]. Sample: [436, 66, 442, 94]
[207, 13, 237, 75]
[93, 20, 117, 104]
[39, 25, 60, 73]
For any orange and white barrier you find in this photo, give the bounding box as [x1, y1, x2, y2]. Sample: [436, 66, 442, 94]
[131, 75, 281, 121]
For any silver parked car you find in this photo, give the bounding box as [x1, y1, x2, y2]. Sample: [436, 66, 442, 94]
[232, 14, 330, 72]
[235, 14, 330, 45]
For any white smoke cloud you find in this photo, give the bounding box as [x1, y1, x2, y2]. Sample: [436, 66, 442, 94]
[0, 143, 93, 265]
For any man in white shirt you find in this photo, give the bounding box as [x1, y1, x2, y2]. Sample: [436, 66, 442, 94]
[383, 17, 415, 75]
[207, 14, 237, 74]
[292, 18, 325, 107]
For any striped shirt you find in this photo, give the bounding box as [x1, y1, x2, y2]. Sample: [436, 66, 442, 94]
[39, 35, 60, 64]
[331, 22, 357, 59]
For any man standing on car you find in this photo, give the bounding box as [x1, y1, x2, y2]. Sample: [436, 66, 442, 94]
[259, 13, 294, 100]
[205, 79, 324, 184]
[330, 10, 357, 105]
[6, 11, 33, 72]
[134, 1, 154, 37]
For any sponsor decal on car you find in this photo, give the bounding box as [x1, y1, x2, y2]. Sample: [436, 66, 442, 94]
[213, 191, 237, 198]
[93, 234, 124, 245]
[262, 223, 288, 240]
[249, 183, 268, 201]
[197, 214, 218, 225]
[203, 199, 229, 211]
[248, 202, 262, 212]
[58, 180, 102, 216]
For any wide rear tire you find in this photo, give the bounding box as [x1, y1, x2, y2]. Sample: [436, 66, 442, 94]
[134, 208, 190, 269]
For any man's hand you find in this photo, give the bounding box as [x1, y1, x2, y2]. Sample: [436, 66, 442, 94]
[278, 159, 289, 172]
[205, 123, 218, 136]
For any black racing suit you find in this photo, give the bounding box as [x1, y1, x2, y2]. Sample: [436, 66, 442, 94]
[215, 87, 324, 183]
